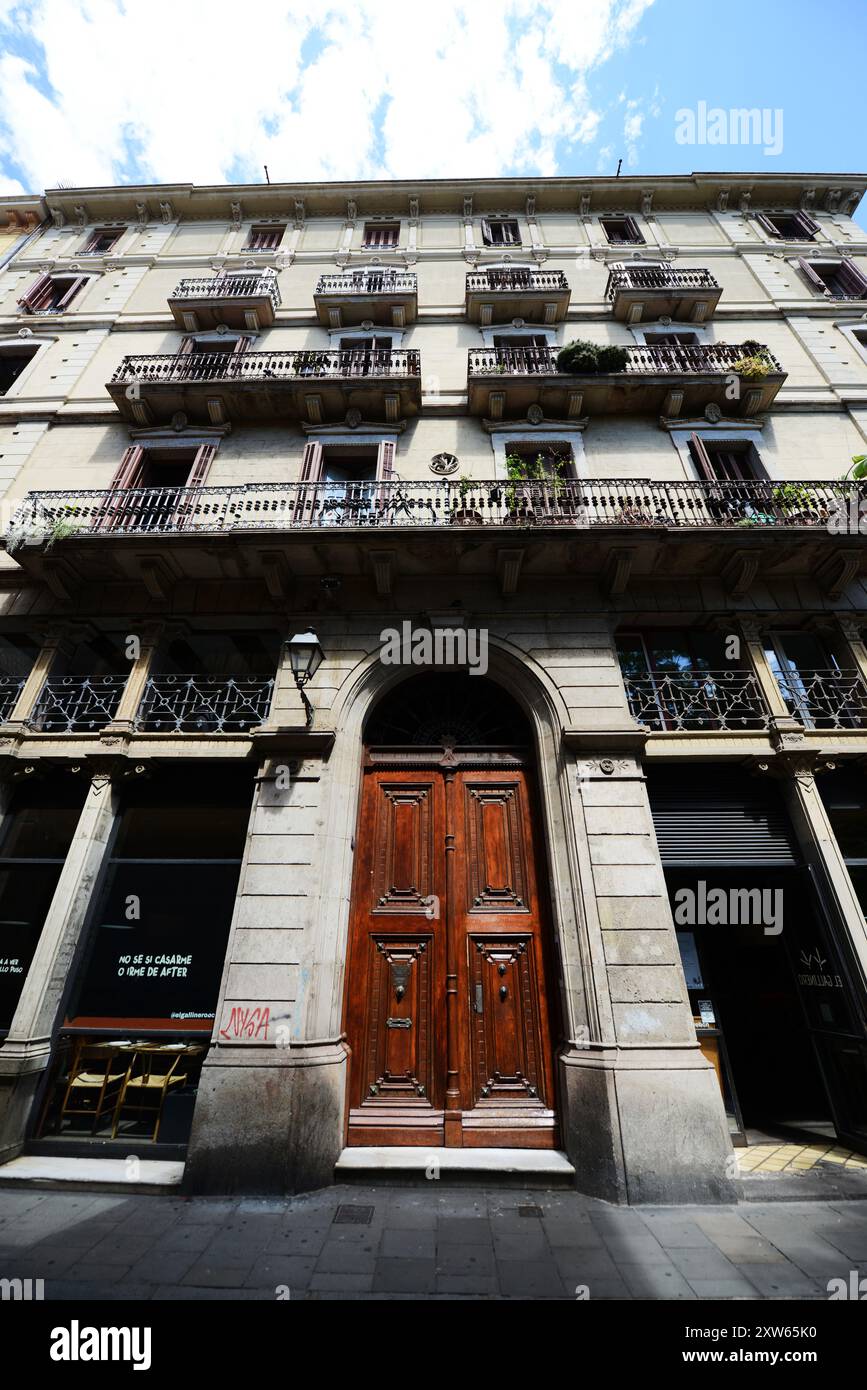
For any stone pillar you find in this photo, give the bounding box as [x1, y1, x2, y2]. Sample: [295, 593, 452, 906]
[100, 621, 163, 735]
[0, 770, 120, 1163]
[0, 627, 71, 736]
[557, 750, 736, 1204]
[738, 619, 804, 739]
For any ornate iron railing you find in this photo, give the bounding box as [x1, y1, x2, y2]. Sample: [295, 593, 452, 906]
[622, 670, 770, 732]
[110, 347, 420, 387]
[315, 271, 417, 295]
[135, 676, 274, 732]
[774, 668, 867, 730]
[170, 271, 281, 311]
[0, 676, 25, 722]
[26, 676, 127, 732]
[466, 269, 570, 294]
[468, 342, 783, 377]
[8, 478, 858, 541]
[605, 266, 720, 297]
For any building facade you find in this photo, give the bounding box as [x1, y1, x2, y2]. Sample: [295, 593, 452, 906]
[0, 172, 866, 1203]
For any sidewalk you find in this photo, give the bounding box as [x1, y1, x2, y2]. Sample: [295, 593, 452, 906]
[2, 1180, 867, 1300]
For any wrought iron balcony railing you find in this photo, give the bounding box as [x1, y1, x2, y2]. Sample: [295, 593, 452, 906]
[466, 269, 570, 294]
[623, 670, 771, 732]
[8, 478, 858, 542]
[110, 347, 420, 388]
[26, 676, 126, 732]
[170, 271, 281, 311]
[774, 668, 867, 730]
[605, 266, 720, 297]
[0, 676, 25, 723]
[135, 675, 274, 733]
[467, 342, 783, 378]
[315, 271, 417, 296]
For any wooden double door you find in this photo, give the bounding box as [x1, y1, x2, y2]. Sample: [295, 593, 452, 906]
[345, 761, 559, 1147]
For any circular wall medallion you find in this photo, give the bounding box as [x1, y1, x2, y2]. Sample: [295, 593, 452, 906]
[360, 319, 374, 331]
[171, 412, 188, 431]
[659, 315, 672, 326]
[704, 403, 722, 423]
[345, 408, 362, 428]
[430, 452, 459, 475]
[527, 405, 544, 424]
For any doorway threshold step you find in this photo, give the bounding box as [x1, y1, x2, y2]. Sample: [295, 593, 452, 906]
[0, 1154, 185, 1194]
[336, 1146, 575, 1186]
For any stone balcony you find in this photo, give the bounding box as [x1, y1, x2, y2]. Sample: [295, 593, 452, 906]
[167, 270, 281, 332]
[465, 269, 571, 324]
[606, 265, 722, 323]
[6, 478, 863, 600]
[313, 270, 418, 328]
[466, 343, 786, 421]
[107, 347, 422, 426]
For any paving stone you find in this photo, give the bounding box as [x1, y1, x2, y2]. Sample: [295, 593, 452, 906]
[435, 1274, 500, 1295]
[436, 1216, 493, 1244]
[314, 1242, 378, 1274]
[309, 1272, 375, 1293]
[381, 1228, 435, 1259]
[373, 1258, 438, 1294]
[497, 1260, 566, 1298]
[241, 1256, 317, 1289]
[493, 1227, 550, 1260]
[735, 1263, 824, 1297]
[179, 1258, 257, 1288]
[435, 1243, 496, 1275]
[617, 1262, 698, 1299]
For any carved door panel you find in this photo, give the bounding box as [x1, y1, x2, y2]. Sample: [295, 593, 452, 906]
[345, 765, 557, 1147]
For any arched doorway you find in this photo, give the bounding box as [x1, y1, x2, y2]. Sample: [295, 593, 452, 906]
[343, 673, 560, 1148]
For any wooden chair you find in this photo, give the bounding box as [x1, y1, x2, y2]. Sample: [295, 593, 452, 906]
[111, 1049, 188, 1141]
[57, 1041, 130, 1135]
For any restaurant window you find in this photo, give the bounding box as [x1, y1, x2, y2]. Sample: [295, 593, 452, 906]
[38, 765, 254, 1144]
[362, 221, 400, 249]
[0, 778, 87, 1033]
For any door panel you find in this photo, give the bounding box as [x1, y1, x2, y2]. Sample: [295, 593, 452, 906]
[345, 764, 557, 1147]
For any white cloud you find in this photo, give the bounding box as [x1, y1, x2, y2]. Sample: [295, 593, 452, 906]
[0, 0, 656, 191]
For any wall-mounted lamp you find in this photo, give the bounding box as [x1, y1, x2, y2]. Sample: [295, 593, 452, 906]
[287, 629, 324, 727]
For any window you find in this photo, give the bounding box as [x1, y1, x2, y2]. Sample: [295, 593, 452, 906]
[81, 227, 123, 255]
[245, 224, 284, 251]
[798, 258, 867, 300]
[18, 273, 89, 314]
[492, 332, 548, 348]
[643, 331, 700, 346]
[0, 347, 38, 395]
[504, 441, 574, 479]
[756, 212, 819, 241]
[27, 630, 131, 733]
[600, 217, 644, 245]
[362, 222, 400, 249]
[0, 780, 87, 1032]
[688, 435, 765, 483]
[339, 335, 393, 351]
[480, 218, 520, 247]
[764, 632, 861, 731]
[156, 631, 280, 680]
[616, 630, 765, 731]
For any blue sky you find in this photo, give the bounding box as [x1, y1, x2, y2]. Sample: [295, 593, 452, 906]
[0, 0, 863, 223]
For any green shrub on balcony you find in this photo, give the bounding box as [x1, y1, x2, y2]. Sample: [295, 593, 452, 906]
[556, 339, 629, 373]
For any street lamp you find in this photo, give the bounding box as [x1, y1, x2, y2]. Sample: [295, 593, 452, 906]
[287, 629, 324, 727]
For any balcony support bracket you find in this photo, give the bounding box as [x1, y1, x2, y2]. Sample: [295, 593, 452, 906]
[722, 548, 760, 599]
[497, 547, 524, 597]
[814, 548, 862, 600]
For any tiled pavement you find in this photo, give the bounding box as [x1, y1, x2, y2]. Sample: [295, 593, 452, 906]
[2, 1183, 867, 1299]
[737, 1142, 867, 1174]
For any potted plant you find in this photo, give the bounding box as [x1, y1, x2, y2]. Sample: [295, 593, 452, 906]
[730, 340, 775, 380]
[504, 453, 537, 520]
[452, 474, 483, 525]
[770, 481, 822, 524]
[556, 339, 629, 374]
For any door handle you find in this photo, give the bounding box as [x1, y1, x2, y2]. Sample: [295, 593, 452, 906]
[499, 985, 508, 1002]
[473, 983, 483, 1014]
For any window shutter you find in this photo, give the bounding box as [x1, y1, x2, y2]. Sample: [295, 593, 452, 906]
[688, 433, 717, 482]
[186, 443, 216, 489]
[648, 773, 799, 866]
[755, 213, 780, 238]
[624, 216, 645, 244]
[232, 336, 251, 355]
[299, 441, 324, 483]
[109, 445, 145, 490]
[797, 258, 831, 295]
[376, 440, 396, 481]
[838, 259, 867, 297]
[17, 272, 53, 312]
[480, 218, 493, 246]
[55, 276, 88, 311]
[795, 211, 820, 239]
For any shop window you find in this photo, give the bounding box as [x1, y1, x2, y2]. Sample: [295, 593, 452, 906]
[40, 767, 254, 1143]
[0, 779, 87, 1033]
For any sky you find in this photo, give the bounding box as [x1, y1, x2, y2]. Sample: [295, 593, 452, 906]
[0, 0, 864, 220]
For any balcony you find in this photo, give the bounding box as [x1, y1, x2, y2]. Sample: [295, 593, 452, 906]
[775, 669, 867, 730]
[136, 675, 274, 733]
[0, 677, 24, 723]
[167, 270, 281, 332]
[606, 265, 722, 323]
[107, 348, 422, 427]
[25, 676, 126, 732]
[465, 269, 571, 325]
[466, 343, 786, 420]
[313, 270, 417, 328]
[622, 670, 771, 732]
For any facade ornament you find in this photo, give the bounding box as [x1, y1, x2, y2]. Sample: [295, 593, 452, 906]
[345, 408, 362, 428]
[293, 198, 305, 228]
[704, 403, 722, 423]
[842, 189, 860, 216]
[346, 199, 357, 224]
[800, 188, 816, 212]
[716, 191, 729, 212]
[579, 193, 591, 218]
[430, 452, 459, 475]
[641, 190, 653, 217]
[230, 202, 242, 229]
[159, 201, 174, 223]
[408, 196, 419, 221]
[527, 404, 544, 424]
[526, 195, 536, 219]
[73, 204, 87, 228]
[824, 188, 843, 213]
[49, 207, 64, 229]
[135, 201, 148, 226]
[17, 326, 33, 338]
[738, 192, 751, 214]
[463, 196, 473, 219]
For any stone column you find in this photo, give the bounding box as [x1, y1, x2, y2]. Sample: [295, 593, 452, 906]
[0, 770, 120, 1163]
[0, 627, 71, 737]
[100, 621, 163, 735]
[738, 619, 804, 739]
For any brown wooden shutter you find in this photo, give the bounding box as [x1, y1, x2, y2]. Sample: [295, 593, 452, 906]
[624, 216, 645, 244]
[755, 213, 780, 237]
[798, 258, 831, 295]
[55, 276, 88, 310]
[17, 272, 52, 312]
[232, 335, 251, 355]
[688, 433, 717, 482]
[838, 259, 867, 297]
[186, 443, 216, 489]
[795, 211, 820, 239]
[376, 440, 396, 481]
[299, 441, 324, 482]
[99, 445, 144, 532]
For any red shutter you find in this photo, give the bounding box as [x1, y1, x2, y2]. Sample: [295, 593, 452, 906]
[17, 272, 52, 312]
[838, 259, 867, 297]
[186, 443, 216, 489]
[376, 440, 396, 481]
[688, 433, 717, 482]
[294, 441, 324, 523]
[755, 214, 780, 238]
[232, 335, 251, 355]
[55, 276, 88, 310]
[172, 443, 216, 532]
[624, 216, 645, 244]
[795, 211, 820, 239]
[99, 445, 145, 532]
[797, 258, 831, 295]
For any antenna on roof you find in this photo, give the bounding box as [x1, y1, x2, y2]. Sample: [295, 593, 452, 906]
[263, 165, 270, 184]
[615, 159, 622, 178]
